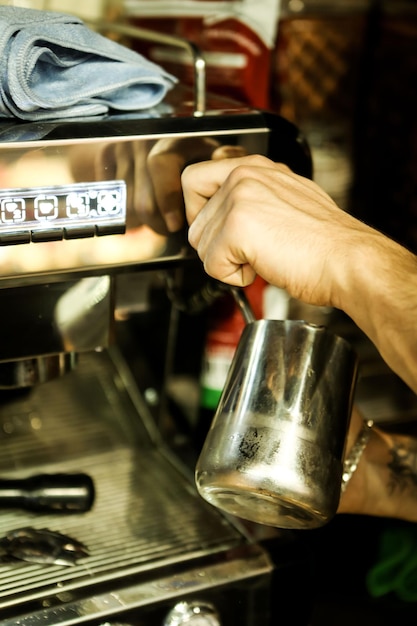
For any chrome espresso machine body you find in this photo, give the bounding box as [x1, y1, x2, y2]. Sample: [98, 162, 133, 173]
[0, 81, 312, 625]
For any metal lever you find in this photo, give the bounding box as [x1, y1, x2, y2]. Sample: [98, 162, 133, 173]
[90, 20, 207, 115]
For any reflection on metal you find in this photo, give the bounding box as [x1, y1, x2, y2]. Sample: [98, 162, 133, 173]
[0, 351, 272, 625]
[0, 108, 312, 282]
[54, 276, 113, 352]
[0, 132, 272, 280]
[163, 601, 221, 625]
[0, 353, 77, 388]
[0, 277, 113, 363]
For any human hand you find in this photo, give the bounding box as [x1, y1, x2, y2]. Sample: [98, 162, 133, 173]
[182, 154, 417, 395]
[182, 154, 375, 308]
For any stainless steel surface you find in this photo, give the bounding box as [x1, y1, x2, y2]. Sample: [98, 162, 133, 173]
[0, 348, 271, 624]
[0, 276, 113, 367]
[5, 543, 270, 626]
[0, 123, 266, 280]
[0, 98, 311, 284]
[0, 101, 311, 377]
[163, 601, 221, 625]
[0, 352, 77, 387]
[196, 319, 358, 529]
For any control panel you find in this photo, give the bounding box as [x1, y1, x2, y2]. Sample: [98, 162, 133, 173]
[0, 180, 126, 244]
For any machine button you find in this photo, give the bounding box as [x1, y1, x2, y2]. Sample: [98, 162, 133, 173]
[31, 228, 63, 242]
[64, 225, 96, 239]
[0, 230, 30, 245]
[96, 223, 126, 236]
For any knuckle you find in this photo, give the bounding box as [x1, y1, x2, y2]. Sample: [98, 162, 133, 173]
[181, 164, 193, 186]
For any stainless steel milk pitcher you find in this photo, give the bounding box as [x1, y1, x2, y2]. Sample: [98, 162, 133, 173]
[195, 316, 358, 529]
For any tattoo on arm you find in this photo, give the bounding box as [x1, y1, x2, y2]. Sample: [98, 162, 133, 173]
[387, 439, 417, 496]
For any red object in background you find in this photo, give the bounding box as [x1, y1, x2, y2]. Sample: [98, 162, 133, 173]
[125, 14, 275, 109]
[199, 276, 267, 413]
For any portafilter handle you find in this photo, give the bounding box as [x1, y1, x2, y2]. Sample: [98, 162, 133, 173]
[0, 473, 95, 513]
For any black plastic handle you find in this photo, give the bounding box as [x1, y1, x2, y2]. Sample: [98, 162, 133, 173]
[0, 473, 95, 513]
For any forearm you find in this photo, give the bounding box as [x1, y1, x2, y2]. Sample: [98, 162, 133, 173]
[333, 227, 417, 395]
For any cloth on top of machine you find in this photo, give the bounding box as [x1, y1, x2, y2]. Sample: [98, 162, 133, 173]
[0, 6, 178, 121]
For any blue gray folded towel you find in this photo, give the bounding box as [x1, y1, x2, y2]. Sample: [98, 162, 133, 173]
[0, 6, 177, 120]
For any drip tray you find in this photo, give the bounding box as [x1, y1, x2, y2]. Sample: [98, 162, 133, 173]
[0, 350, 263, 621]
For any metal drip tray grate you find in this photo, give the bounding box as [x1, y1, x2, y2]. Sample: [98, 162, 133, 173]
[0, 350, 242, 613]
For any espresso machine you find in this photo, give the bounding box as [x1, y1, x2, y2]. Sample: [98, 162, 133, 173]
[0, 23, 312, 625]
